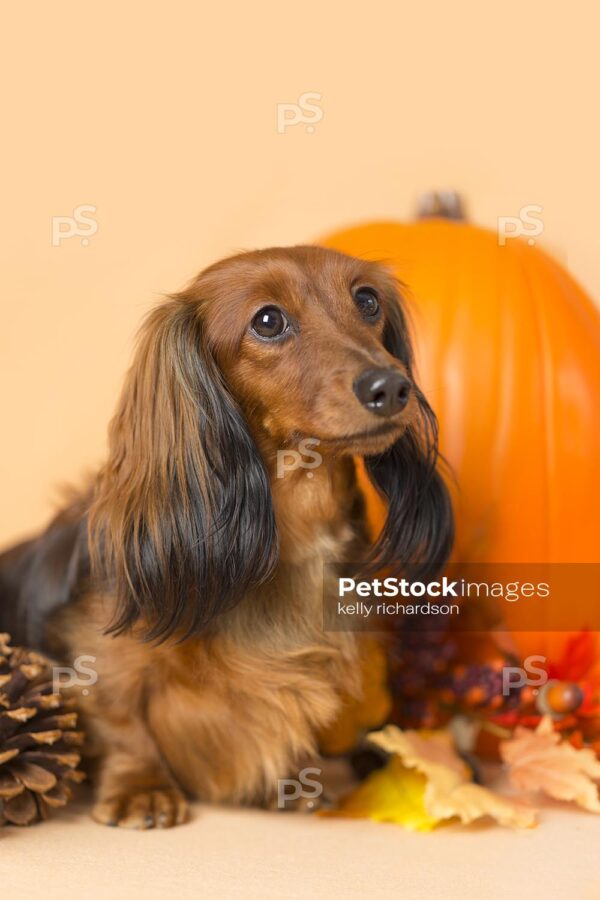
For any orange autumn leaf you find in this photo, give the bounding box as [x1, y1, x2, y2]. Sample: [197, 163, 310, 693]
[500, 716, 600, 812]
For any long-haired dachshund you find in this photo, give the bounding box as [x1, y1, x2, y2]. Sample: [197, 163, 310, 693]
[0, 246, 452, 827]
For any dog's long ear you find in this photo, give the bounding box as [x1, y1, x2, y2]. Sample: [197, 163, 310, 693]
[89, 297, 278, 641]
[364, 285, 454, 579]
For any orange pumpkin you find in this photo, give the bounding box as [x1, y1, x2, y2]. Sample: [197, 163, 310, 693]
[323, 214, 600, 653]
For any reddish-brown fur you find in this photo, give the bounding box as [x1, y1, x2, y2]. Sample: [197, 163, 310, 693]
[2, 246, 453, 828]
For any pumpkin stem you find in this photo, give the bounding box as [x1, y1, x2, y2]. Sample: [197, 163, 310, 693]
[417, 190, 466, 221]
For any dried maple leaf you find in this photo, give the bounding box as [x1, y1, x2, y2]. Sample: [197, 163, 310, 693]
[500, 715, 600, 812]
[325, 725, 535, 829]
[371, 726, 536, 829]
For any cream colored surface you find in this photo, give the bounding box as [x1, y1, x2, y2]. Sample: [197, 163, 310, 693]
[1, 1, 600, 545]
[1, 794, 600, 900]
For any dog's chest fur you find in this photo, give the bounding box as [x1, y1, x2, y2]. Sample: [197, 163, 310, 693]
[149, 552, 358, 803]
[61, 468, 362, 804]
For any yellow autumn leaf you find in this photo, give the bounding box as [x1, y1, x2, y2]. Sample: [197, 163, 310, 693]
[325, 754, 441, 831]
[500, 715, 600, 813]
[366, 725, 536, 829]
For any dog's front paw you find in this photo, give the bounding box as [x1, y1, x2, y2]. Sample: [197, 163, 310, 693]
[92, 786, 189, 829]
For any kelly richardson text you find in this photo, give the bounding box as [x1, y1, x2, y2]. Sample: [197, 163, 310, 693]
[322, 563, 600, 632]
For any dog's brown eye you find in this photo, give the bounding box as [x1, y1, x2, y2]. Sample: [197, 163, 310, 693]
[251, 305, 289, 339]
[354, 286, 380, 318]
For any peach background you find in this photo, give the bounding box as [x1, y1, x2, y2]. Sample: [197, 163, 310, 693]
[1, 1, 599, 547]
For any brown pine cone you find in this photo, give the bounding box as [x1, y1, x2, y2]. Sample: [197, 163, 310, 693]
[0, 633, 85, 825]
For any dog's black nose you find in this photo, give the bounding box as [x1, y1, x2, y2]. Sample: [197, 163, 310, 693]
[353, 368, 412, 417]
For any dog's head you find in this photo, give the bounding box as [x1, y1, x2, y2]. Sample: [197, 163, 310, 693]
[89, 246, 453, 640]
[198, 246, 416, 456]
